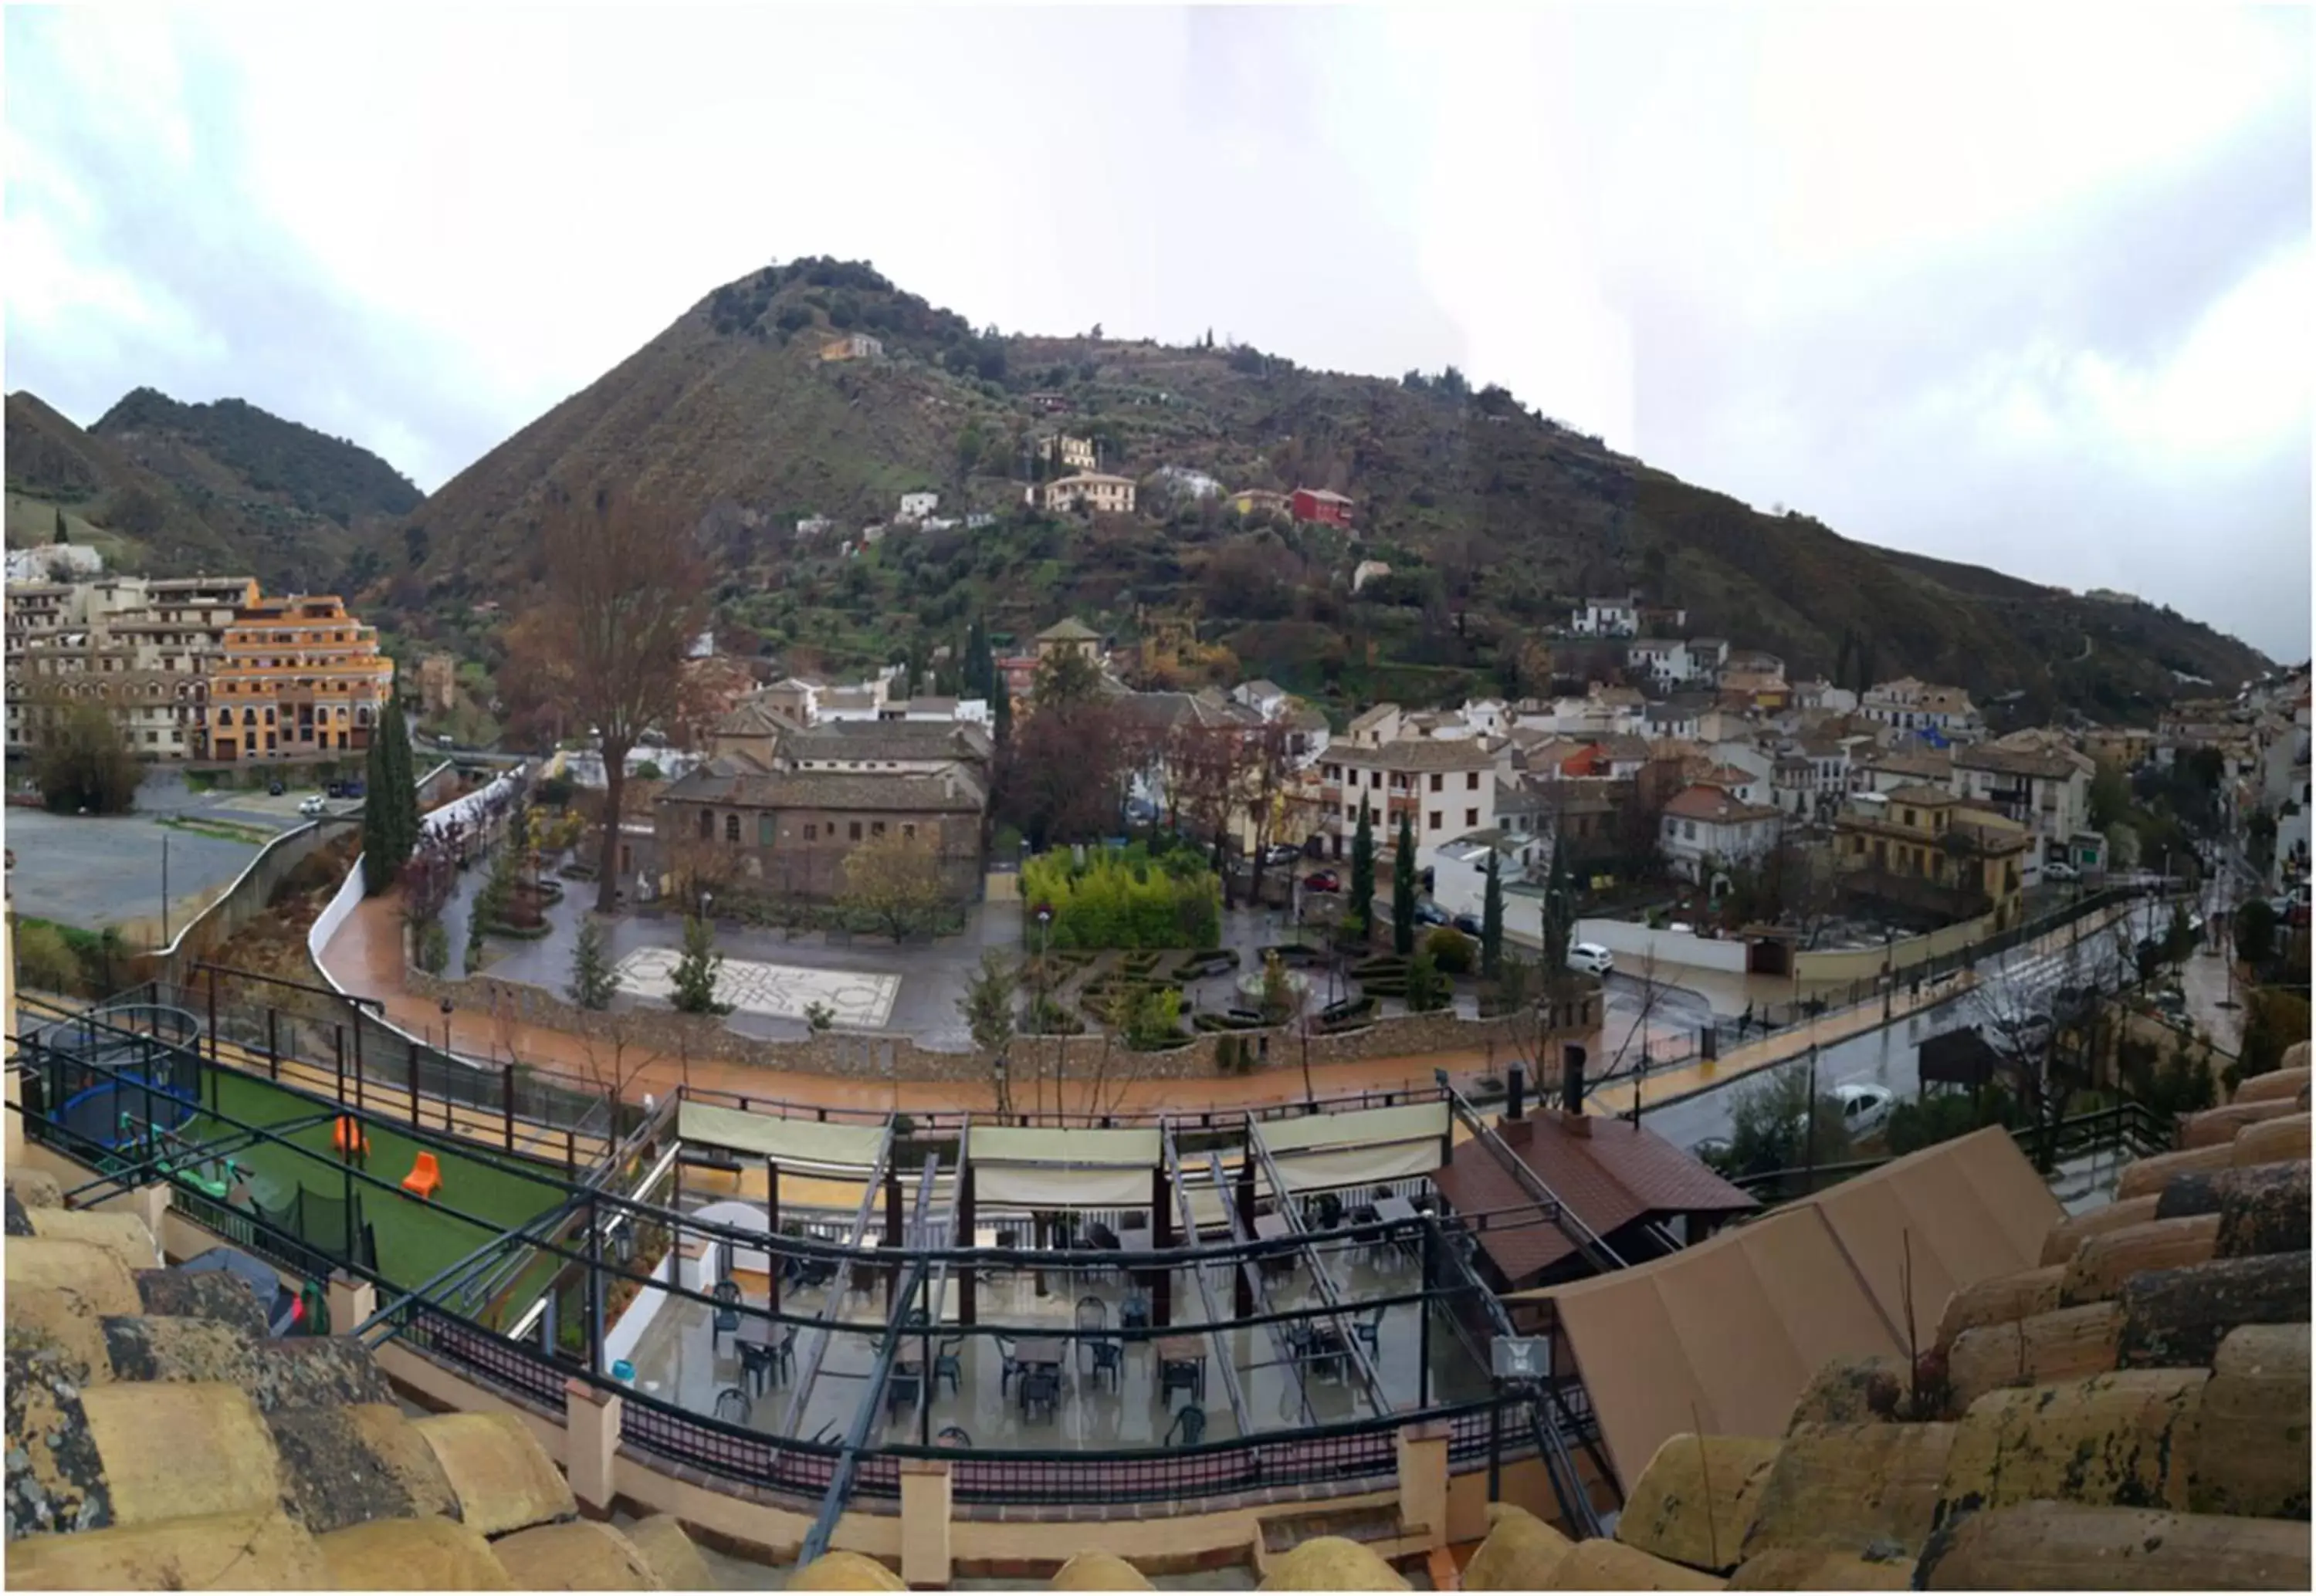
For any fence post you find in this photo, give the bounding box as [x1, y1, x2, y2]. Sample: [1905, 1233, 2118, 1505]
[411, 1037, 422, 1129]
[353, 1022, 366, 1112]
[206, 968, 219, 1068]
[267, 1009, 279, 1082]
[504, 1063, 516, 1154]
[334, 1025, 346, 1102]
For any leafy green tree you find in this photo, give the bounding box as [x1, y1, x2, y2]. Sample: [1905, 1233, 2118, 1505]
[1726, 1062, 1854, 1178]
[567, 917, 617, 1009]
[1481, 847, 1505, 979]
[958, 950, 1018, 1088]
[667, 916, 730, 1015]
[2087, 759, 2130, 832]
[1405, 947, 1448, 1012]
[32, 702, 143, 815]
[2163, 902, 2197, 965]
[1349, 805, 1376, 932]
[1392, 810, 1418, 956]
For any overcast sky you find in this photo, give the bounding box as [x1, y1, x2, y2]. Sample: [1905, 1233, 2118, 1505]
[6, 4, 2309, 659]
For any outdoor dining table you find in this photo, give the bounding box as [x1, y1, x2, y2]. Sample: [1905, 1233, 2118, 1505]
[1012, 1336, 1068, 1414]
[1156, 1333, 1209, 1402]
[1370, 1195, 1420, 1263]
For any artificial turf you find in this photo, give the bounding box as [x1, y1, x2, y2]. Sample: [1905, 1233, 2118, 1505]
[180, 1069, 572, 1306]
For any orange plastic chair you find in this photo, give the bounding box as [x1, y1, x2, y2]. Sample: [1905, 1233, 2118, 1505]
[332, 1116, 370, 1161]
[401, 1151, 442, 1201]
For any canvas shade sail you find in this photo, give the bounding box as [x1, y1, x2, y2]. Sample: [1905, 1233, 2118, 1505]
[678, 1101, 886, 1171]
[1255, 1102, 1449, 1192]
[967, 1126, 1162, 1209]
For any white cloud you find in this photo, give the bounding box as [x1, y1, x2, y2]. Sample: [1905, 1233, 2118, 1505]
[4, 3, 2306, 657]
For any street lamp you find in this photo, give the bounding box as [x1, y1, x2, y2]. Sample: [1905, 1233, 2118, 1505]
[1034, 904, 1055, 1120]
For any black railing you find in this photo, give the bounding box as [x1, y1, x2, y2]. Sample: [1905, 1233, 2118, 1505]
[1731, 1097, 2175, 1201]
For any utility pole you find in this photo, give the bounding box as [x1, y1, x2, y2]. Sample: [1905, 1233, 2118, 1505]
[161, 834, 171, 947]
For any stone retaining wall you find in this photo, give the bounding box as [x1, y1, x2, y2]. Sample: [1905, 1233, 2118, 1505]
[404, 967, 1603, 1086]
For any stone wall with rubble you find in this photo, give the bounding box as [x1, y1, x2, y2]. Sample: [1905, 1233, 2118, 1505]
[404, 965, 1602, 1086]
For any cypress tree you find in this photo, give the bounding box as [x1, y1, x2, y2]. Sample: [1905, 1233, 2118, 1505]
[1392, 810, 1418, 956]
[52, 506, 68, 545]
[1481, 847, 1505, 979]
[361, 726, 398, 894]
[1349, 804, 1376, 937]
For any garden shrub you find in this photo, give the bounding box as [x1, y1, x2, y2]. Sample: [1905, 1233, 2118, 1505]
[1424, 927, 1474, 976]
[1021, 844, 1221, 949]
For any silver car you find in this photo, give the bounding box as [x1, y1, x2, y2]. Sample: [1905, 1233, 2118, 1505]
[1566, 942, 1614, 976]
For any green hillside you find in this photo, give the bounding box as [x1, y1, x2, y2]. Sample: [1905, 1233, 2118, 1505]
[340, 257, 2267, 723]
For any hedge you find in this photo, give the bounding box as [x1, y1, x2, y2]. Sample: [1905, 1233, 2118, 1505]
[1021, 844, 1221, 950]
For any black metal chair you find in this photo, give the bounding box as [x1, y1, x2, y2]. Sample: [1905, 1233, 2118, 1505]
[710, 1281, 742, 1352]
[1074, 1296, 1108, 1368]
[996, 1334, 1024, 1398]
[1119, 1292, 1152, 1337]
[1021, 1367, 1060, 1423]
[1163, 1402, 1207, 1447]
[774, 1324, 797, 1386]
[934, 1337, 964, 1396]
[1087, 1338, 1123, 1392]
[713, 1385, 751, 1425]
[937, 1425, 972, 1449]
[1353, 1303, 1386, 1357]
[887, 1368, 923, 1420]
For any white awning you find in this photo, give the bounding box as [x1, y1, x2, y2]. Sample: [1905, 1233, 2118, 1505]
[678, 1101, 888, 1171]
[967, 1125, 1161, 1209]
[1255, 1102, 1449, 1192]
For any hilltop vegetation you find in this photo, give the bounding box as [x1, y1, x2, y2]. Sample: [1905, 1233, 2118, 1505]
[4, 385, 415, 593]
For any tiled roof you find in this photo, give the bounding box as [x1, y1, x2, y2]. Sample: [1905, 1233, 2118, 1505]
[1662, 785, 1782, 824]
[1433, 1112, 1757, 1285]
[1036, 617, 1101, 641]
[1345, 737, 1500, 771]
[662, 766, 985, 813]
[784, 720, 993, 765]
[1879, 782, 1959, 806]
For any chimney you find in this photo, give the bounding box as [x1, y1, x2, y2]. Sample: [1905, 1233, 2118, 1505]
[1560, 1043, 1586, 1118]
[1506, 1063, 1526, 1123]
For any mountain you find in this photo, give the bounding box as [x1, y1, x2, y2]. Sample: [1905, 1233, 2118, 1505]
[4, 387, 416, 594]
[374, 258, 2270, 725]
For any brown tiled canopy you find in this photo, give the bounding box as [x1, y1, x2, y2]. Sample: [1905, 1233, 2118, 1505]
[1431, 1112, 1758, 1288]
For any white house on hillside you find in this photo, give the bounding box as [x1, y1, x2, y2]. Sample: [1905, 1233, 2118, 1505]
[1571, 594, 1640, 637]
[1659, 783, 1784, 886]
[898, 491, 940, 522]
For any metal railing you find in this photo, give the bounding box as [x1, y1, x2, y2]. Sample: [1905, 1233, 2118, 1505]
[1729, 1098, 2175, 1202]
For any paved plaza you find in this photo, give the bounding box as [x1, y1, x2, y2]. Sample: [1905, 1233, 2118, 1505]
[614, 948, 902, 1029]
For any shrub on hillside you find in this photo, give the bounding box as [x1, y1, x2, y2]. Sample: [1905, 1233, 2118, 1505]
[14, 920, 82, 992]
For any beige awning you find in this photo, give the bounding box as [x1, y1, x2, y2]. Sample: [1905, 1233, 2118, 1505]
[1256, 1101, 1449, 1192]
[678, 1101, 888, 1171]
[967, 1125, 1162, 1209]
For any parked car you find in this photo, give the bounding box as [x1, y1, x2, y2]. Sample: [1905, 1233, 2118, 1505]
[1303, 871, 1340, 893]
[176, 1245, 305, 1337]
[1828, 1082, 1896, 1138]
[2044, 861, 2080, 883]
[1451, 912, 1484, 937]
[266, 779, 286, 796]
[1566, 942, 1614, 976]
[1261, 844, 1302, 867]
[1414, 901, 1448, 928]
[297, 795, 326, 817]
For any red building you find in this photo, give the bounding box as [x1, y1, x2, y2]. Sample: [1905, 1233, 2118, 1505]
[1289, 487, 1355, 528]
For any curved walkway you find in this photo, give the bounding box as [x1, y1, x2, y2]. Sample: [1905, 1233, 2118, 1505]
[317, 888, 1543, 1116]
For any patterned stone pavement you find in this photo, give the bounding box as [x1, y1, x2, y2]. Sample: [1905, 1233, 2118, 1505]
[611, 948, 901, 1029]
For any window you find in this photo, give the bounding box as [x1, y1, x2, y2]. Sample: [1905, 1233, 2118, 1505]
[804, 823, 818, 841]
[1684, 820, 1697, 840]
[1429, 810, 1441, 830]
[902, 823, 916, 839]
[1370, 770, 1381, 789]
[1467, 772, 1480, 790]
[1429, 772, 1443, 793]
[697, 809, 713, 840]
[724, 813, 740, 844]
[757, 814, 775, 847]
[1902, 808, 1915, 827]
[849, 821, 862, 841]
[1466, 808, 1478, 827]
[872, 821, 886, 837]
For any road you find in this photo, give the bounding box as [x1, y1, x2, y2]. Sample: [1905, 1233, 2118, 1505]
[1640, 898, 2173, 1152]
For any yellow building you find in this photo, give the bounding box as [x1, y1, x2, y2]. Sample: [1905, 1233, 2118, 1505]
[1031, 472, 1136, 516]
[208, 593, 395, 762]
[1835, 783, 2029, 928]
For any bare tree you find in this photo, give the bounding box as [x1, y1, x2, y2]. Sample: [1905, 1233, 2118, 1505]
[504, 487, 713, 913]
[577, 1008, 669, 1112]
[841, 830, 951, 941]
[1241, 719, 1315, 907]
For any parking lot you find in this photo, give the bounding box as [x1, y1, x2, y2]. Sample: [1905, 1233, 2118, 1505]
[4, 769, 358, 942]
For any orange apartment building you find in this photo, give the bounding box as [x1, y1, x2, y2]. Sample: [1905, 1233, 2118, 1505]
[206, 593, 396, 762]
